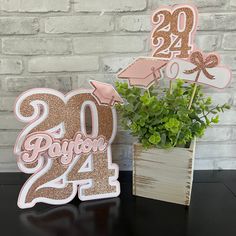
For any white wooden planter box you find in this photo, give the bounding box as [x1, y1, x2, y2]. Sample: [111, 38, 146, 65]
[133, 139, 196, 205]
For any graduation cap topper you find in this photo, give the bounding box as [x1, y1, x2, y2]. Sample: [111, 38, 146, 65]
[90, 80, 123, 106]
[118, 57, 167, 88]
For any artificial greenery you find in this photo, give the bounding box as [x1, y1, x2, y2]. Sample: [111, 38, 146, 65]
[115, 79, 230, 149]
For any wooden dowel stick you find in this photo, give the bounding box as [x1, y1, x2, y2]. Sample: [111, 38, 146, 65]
[169, 80, 173, 95]
[188, 70, 201, 110]
[188, 83, 198, 110]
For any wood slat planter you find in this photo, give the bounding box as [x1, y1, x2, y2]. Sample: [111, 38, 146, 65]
[133, 139, 196, 205]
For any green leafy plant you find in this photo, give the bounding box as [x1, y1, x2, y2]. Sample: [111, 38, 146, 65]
[115, 80, 230, 149]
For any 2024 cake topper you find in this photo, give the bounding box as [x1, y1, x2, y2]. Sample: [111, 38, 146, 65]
[14, 81, 123, 209]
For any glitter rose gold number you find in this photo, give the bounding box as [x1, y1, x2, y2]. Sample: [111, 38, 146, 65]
[152, 10, 172, 58]
[15, 93, 74, 207]
[170, 7, 194, 58]
[66, 94, 118, 200]
[152, 6, 196, 59]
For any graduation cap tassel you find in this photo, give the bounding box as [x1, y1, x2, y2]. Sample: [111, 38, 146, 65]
[151, 67, 159, 87]
[109, 96, 115, 106]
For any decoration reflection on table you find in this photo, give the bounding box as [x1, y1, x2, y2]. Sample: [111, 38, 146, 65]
[20, 198, 120, 236]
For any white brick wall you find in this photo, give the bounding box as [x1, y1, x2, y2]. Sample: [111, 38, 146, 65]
[74, 0, 147, 12]
[2, 38, 72, 55]
[28, 56, 99, 73]
[0, 58, 23, 74]
[119, 15, 151, 32]
[0, 0, 235, 171]
[149, 0, 225, 9]
[0, 17, 39, 34]
[45, 16, 114, 34]
[102, 57, 136, 73]
[2, 76, 73, 92]
[199, 13, 236, 30]
[0, 0, 70, 12]
[73, 36, 146, 54]
[195, 34, 220, 51]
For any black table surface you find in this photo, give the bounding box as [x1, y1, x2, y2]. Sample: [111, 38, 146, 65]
[0, 170, 236, 236]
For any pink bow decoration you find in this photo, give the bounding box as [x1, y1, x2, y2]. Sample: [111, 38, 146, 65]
[118, 57, 167, 88]
[165, 51, 232, 89]
[90, 80, 123, 106]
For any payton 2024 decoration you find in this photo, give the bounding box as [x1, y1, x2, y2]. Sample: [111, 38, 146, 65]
[14, 81, 122, 209]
